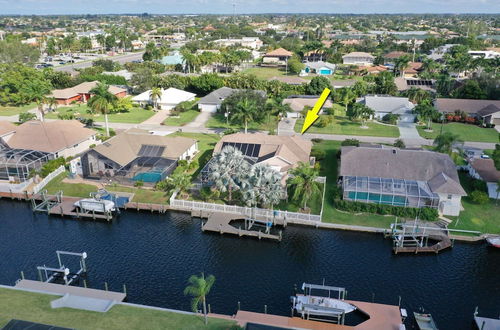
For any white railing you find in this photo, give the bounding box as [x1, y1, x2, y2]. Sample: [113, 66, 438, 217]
[0, 179, 33, 193]
[169, 197, 322, 223]
[32, 165, 65, 194]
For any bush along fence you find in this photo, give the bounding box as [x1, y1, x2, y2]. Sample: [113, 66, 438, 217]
[333, 199, 439, 221]
[170, 191, 322, 224]
[32, 165, 65, 194]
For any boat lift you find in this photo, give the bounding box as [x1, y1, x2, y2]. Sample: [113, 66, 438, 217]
[31, 190, 63, 214]
[36, 250, 88, 286]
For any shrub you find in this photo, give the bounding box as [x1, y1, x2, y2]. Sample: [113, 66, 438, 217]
[311, 149, 326, 161]
[333, 198, 439, 221]
[470, 190, 489, 204]
[382, 113, 399, 125]
[341, 139, 360, 147]
[134, 180, 144, 188]
[393, 139, 406, 148]
[188, 160, 199, 171]
[18, 112, 37, 124]
[40, 157, 66, 178]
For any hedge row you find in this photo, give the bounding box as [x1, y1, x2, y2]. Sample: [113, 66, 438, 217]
[333, 199, 439, 221]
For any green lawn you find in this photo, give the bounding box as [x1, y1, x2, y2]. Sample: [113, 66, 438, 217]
[206, 113, 278, 132]
[45, 105, 155, 124]
[0, 103, 36, 116]
[295, 116, 400, 138]
[241, 67, 359, 83]
[0, 288, 238, 330]
[416, 122, 499, 143]
[313, 140, 397, 228]
[164, 110, 201, 126]
[448, 173, 500, 235]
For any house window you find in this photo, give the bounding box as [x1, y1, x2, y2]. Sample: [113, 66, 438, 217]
[104, 163, 113, 170]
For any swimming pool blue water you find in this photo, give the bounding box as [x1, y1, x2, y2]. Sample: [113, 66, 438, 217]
[132, 172, 162, 183]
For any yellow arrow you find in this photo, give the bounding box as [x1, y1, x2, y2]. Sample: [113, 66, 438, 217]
[301, 88, 331, 134]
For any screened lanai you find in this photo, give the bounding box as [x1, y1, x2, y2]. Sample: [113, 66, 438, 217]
[0, 147, 53, 182]
[342, 176, 440, 208]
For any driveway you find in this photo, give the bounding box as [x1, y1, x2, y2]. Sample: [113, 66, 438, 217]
[185, 111, 213, 128]
[397, 113, 426, 147]
[277, 117, 297, 136]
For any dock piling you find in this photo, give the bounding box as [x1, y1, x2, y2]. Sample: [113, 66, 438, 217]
[264, 305, 267, 314]
[238, 301, 240, 311]
[123, 284, 127, 295]
[208, 304, 211, 314]
[104, 282, 108, 291]
[20, 271, 25, 280]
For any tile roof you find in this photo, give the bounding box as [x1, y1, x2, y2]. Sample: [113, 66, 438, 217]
[264, 48, 293, 57]
[435, 98, 500, 114]
[384, 51, 408, 59]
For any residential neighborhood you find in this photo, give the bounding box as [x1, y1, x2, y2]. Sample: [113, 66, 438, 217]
[0, 8, 499, 330]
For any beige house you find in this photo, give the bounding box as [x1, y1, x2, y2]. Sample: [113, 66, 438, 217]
[1, 120, 98, 159]
[342, 52, 375, 66]
[283, 96, 334, 118]
[262, 48, 293, 66]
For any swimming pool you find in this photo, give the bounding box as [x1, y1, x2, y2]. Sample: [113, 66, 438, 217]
[347, 191, 407, 206]
[132, 171, 163, 183]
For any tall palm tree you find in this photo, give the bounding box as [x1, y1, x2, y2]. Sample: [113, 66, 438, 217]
[149, 87, 162, 110]
[288, 162, 322, 211]
[394, 55, 411, 77]
[433, 132, 462, 155]
[184, 273, 215, 325]
[337, 88, 356, 113]
[88, 83, 117, 137]
[208, 146, 249, 202]
[243, 163, 284, 209]
[231, 98, 259, 134]
[165, 172, 192, 198]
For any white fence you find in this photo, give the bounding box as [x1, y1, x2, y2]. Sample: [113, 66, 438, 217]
[32, 165, 65, 194]
[170, 197, 322, 223]
[0, 179, 33, 193]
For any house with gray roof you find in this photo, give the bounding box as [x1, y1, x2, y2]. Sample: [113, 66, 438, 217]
[339, 145, 466, 216]
[197, 87, 266, 113]
[302, 61, 336, 75]
[435, 98, 500, 126]
[358, 95, 414, 120]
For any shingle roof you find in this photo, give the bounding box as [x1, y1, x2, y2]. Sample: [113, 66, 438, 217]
[0, 121, 16, 137]
[264, 48, 293, 57]
[340, 146, 466, 196]
[91, 129, 196, 167]
[283, 97, 334, 112]
[361, 95, 413, 114]
[435, 98, 500, 115]
[305, 61, 336, 71]
[49, 81, 127, 100]
[198, 87, 238, 105]
[471, 158, 500, 182]
[5, 120, 96, 153]
[342, 52, 375, 59]
[476, 104, 500, 117]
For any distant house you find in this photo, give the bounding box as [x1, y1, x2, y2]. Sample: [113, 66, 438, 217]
[132, 88, 196, 110]
[342, 52, 374, 66]
[49, 81, 127, 105]
[268, 76, 308, 85]
[339, 145, 466, 216]
[303, 49, 326, 62]
[214, 37, 263, 50]
[358, 95, 414, 120]
[81, 129, 197, 186]
[202, 133, 312, 182]
[467, 50, 500, 59]
[197, 87, 266, 113]
[468, 158, 500, 199]
[394, 77, 435, 92]
[1, 120, 98, 159]
[330, 79, 357, 89]
[102, 70, 134, 81]
[160, 51, 184, 66]
[428, 44, 458, 61]
[283, 95, 334, 118]
[262, 48, 293, 66]
[403, 62, 423, 78]
[353, 65, 388, 75]
[434, 99, 500, 125]
[302, 61, 336, 76]
[383, 51, 408, 66]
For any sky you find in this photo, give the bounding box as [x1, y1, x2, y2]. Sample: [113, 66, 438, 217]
[1, 0, 499, 15]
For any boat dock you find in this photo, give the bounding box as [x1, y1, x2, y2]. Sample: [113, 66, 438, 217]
[194, 210, 283, 241]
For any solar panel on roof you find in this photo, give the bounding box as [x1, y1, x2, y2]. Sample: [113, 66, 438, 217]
[221, 142, 261, 158]
[138, 145, 165, 157]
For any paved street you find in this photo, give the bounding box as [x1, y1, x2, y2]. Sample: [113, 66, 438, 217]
[54, 52, 144, 72]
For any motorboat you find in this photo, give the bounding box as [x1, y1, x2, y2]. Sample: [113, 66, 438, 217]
[292, 282, 356, 324]
[414, 312, 438, 330]
[486, 236, 500, 248]
[74, 198, 116, 213]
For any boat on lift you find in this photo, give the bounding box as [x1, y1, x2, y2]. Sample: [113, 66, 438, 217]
[74, 198, 116, 213]
[291, 282, 356, 324]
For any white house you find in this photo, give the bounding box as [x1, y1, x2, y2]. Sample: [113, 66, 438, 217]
[342, 52, 374, 66]
[302, 61, 336, 76]
[358, 95, 414, 120]
[132, 88, 196, 110]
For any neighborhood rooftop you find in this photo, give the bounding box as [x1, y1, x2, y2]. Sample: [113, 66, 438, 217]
[435, 98, 500, 114]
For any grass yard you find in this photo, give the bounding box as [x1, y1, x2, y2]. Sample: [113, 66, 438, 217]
[242, 67, 295, 80]
[313, 140, 397, 228]
[0, 288, 238, 330]
[0, 103, 36, 116]
[448, 173, 500, 235]
[416, 122, 499, 143]
[164, 110, 200, 126]
[45, 105, 155, 124]
[295, 116, 400, 138]
[206, 113, 279, 132]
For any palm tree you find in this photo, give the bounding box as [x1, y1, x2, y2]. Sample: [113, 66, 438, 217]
[165, 172, 192, 198]
[184, 273, 215, 325]
[288, 162, 322, 211]
[414, 100, 438, 130]
[347, 103, 374, 127]
[336, 88, 356, 113]
[243, 163, 284, 209]
[433, 132, 462, 155]
[46, 97, 57, 113]
[88, 83, 117, 137]
[231, 98, 259, 134]
[404, 88, 431, 104]
[394, 55, 411, 77]
[149, 87, 162, 110]
[96, 34, 106, 54]
[208, 146, 249, 202]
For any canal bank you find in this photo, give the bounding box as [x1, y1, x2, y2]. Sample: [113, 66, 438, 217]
[0, 199, 499, 329]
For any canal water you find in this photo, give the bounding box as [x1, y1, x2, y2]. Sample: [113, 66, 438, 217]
[0, 199, 499, 329]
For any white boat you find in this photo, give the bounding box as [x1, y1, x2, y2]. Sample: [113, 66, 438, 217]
[292, 283, 356, 323]
[486, 236, 500, 248]
[74, 198, 116, 213]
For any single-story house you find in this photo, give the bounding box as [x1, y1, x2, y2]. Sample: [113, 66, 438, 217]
[302, 61, 336, 76]
[81, 129, 197, 185]
[330, 79, 357, 89]
[262, 48, 293, 66]
[0, 120, 98, 159]
[197, 87, 266, 113]
[303, 49, 326, 62]
[0, 121, 16, 140]
[267, 76, 309, 85]
[342, 52, 374, 66]
[434, 99, 500, 125]
[202, 133, 312, 183]
[283, 95, 334, 118]
[49, 81, 127, 105]
[358, 95, 414, 120]
[160, 51, 184, 66]
[395, 77, 435, 92]
[339, 145, 467, 216]
[353, 65, 388, 75]
[132, 88, 196, 110]
[468, 158, 500, 199]
[383, 51, 408, 66]
[403, 62, 423, 78]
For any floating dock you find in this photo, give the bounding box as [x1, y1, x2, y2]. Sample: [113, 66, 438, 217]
[194, 210, 283, 241]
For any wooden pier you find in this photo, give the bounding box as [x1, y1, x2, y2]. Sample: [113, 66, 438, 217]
[393, 235, 452, 254]
[123, 201, 169, 213]
[194, 210, 283, 241]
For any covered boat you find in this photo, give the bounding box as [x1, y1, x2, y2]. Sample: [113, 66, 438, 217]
[74, 198, 116, 213]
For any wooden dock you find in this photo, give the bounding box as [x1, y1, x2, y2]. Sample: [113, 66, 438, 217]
[123, 201, 169, 213]
[393, 235, 452, 254]
[195, 210, 282, 241]
[47, 196, 112, 221]
[15, 279, 126, 302]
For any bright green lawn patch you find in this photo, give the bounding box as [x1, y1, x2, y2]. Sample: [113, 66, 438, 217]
[295, 116, 400, 138]
[206, 113, 278, 132]
[242, 67, 293, 80]
[44, 173, 97, 198]
[0, 288, 238, 330]
[0, 103, 36, 116]
[312, 140, 397, 228]
[107, 185, 170, 204]
[45, 105, 155, 124]
[416, 122, 499, 143]
[164, 110, 201, 126]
